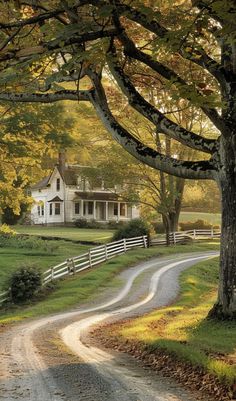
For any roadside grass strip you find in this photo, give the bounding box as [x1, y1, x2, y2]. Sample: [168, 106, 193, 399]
[104, 257, 236, 387]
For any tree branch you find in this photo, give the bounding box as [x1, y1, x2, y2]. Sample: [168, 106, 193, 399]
[0, 90, 90, 103]
[116, 29, 225, 133]
[87, 73, 216, 180]
[107, 49, 217, 154]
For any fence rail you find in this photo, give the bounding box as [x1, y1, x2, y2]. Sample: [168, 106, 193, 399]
[0, 235, 147, 305]
[150, 229, 221, 246]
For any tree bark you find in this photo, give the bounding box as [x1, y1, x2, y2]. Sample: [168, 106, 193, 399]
[210, 174, 236, 319]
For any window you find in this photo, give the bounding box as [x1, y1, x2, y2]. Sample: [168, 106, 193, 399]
[114, 203, 118, 216]
[56, 178, 60, 191]
[49, 203, 53, 216]
[88, 201, 93, 215]
[37, 204, 44, 216]
[120, 203, 126, 217]
[83, 202, 86, 215]
[55, 203, 61, 215]
[75, 202, 80, 214]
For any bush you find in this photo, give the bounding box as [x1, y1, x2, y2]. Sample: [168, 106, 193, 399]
[113, 218, 150, 241]
[9, 265, 42, 303]
[152, 221, 165, 234]
[0, 224, 16, 236]
[74, 218, 89, 228]
[0, 234, 58, 253]
[179, 219, 220, 231]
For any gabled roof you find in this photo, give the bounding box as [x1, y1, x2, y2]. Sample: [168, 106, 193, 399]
[31, 175, 51, 190]
[47, 196, 64, 202]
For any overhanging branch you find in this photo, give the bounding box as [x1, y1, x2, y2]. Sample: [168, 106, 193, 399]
[107, 50, 217, 154]
[87, 74, 216, 180]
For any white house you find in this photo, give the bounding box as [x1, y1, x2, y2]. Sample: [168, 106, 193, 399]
[30, 152, 139, 225]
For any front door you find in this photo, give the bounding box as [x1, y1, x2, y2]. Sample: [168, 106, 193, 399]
[96, 202, 105, 221]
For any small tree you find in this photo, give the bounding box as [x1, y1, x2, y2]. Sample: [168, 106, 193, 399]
[9, 266, 42, 304]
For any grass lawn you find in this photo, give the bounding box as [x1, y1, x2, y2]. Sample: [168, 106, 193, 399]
[0, 239, 220, 325]
[12, 225, 114, 243]
[0, 241, 90, 292]
[180, 211, 221, 226]
[103, 256, 236, 388]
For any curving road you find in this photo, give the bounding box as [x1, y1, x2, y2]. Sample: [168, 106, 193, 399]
[0, 252, 218, 401]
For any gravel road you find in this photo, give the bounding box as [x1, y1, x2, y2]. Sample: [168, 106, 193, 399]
[0, 251, 218, 401]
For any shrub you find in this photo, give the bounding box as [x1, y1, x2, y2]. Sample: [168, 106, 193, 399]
[0, 234, 58, 253]
[9, 265, 42, 303]
[107, 221, 125, 229]
[113, 218, 150, 241]
[0, 224, 16, 236]
[74, 218, 89, 228]
[179, 219, 220, 231]
[152, 221, 165, 234]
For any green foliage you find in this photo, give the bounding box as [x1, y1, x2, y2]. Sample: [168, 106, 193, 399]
[0, 234, 58, 253]
[152, 221, 165, 234]
[179, 219, 220, 231]
[0, 224, 16, 236]
[113, 218, 150, 241]
[9, 265, 42, 303]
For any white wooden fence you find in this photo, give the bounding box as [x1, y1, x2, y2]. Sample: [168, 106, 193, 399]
[0, 236, 148, 305]
[151, 229, 221, 246]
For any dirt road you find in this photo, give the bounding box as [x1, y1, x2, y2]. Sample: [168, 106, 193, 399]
[0, 252, 217, 401]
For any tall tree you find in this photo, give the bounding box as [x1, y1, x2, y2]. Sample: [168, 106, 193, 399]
[0, 1, 235, 318]
[0, 102, 74, 218]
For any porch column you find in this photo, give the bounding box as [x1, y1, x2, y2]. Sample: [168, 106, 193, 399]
[93, 201, 96, 219]
[81, 199, 84, 217]
[105, 201, 108, 221]
[118, 202, 120, 221]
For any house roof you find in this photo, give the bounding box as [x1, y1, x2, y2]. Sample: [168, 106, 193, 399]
[31, 175, 51, 190]
[47, 196, 64, 202]
[74, 192, 119, 201]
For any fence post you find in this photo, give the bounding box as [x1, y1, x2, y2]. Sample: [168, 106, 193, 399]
[211, 227, 214, 238]
[66, 258, 71, 274]
[71, 258, 76, 274]
[88, 250, 92, 267]
[123, 238, 127, 252]
[104, 244, 108, 260]
[173, 232, 176, 245]
[193, 229, 196, 240]
[51, 267, 54, 280]
[143, 235, 147, 248]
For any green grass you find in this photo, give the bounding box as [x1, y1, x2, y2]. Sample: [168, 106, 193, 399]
[12, 225, 114, 243]
[106, 255, 236, 387]
[0, 240, 220, 325]
[180, 212, 221, 226]
[0, 241, 90, 291]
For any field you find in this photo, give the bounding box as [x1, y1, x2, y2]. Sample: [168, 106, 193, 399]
[179, 212, 221, 226]
[0, 240, 90, 292]
[12, 225, 114, 243]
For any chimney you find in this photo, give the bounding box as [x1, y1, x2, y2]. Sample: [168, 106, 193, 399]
[58, 149, 66, 174]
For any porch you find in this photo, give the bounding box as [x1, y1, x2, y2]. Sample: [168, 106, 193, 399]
[73, 199, 132, 221]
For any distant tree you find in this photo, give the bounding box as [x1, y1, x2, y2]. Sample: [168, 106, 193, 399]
[0, 102, 74, 218]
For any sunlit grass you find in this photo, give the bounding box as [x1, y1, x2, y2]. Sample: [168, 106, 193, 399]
[110, 257, 236, 386]
[12, 225, 114, 243]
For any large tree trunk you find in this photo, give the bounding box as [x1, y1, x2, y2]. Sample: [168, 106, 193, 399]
[210, 175, 236, 319]
[210, 137, 236, 319]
